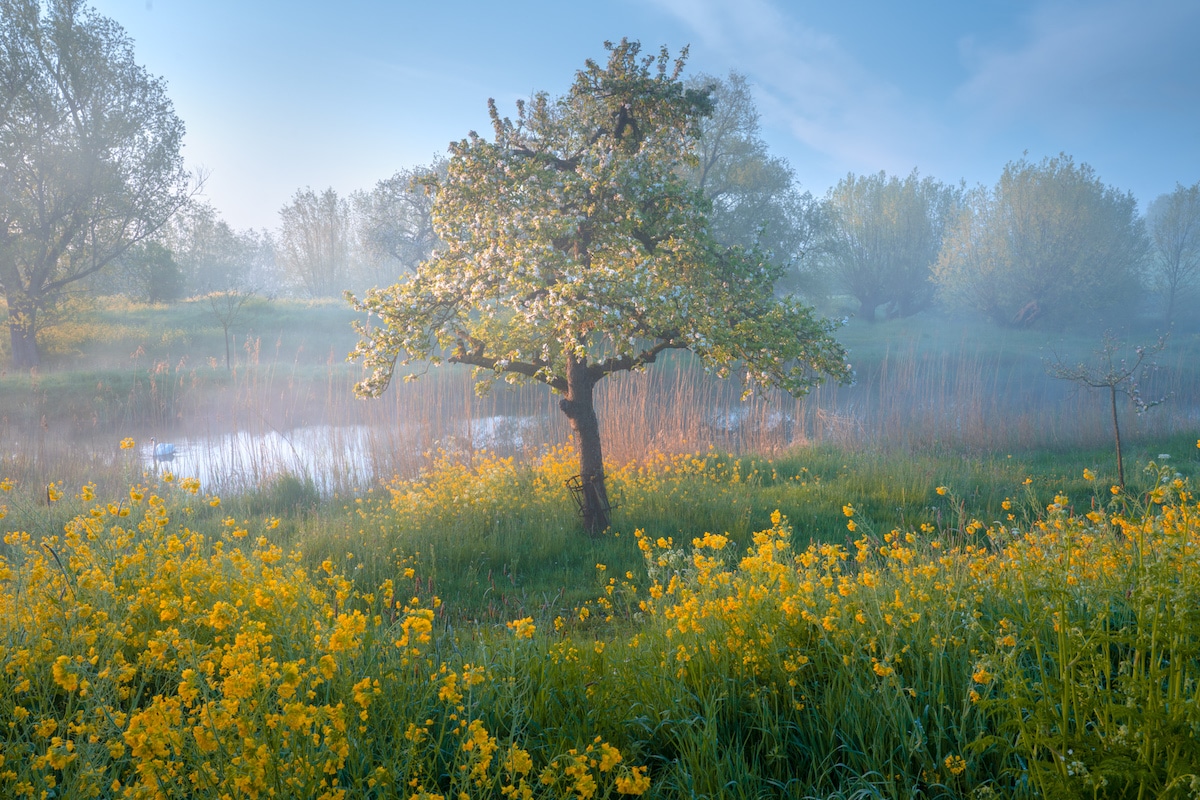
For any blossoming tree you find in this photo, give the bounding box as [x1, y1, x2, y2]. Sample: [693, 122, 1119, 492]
[349, 40, 849, 533]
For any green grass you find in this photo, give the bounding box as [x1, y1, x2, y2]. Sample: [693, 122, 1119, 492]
[33, 294, 362, 369]
[3, 444, 1199, 798]
[205, 433, 1199, 627]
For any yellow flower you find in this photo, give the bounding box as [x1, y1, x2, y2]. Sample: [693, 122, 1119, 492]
[842, 504, 855, 517]
[614, 766, 651, 795]
[597, 742, 622, 772]
[120, 437, 136, 450]
[691, 532, 728, 550]
[507, 617, 536, 639]
[873, 661, 894, 677]
[972, 666, 993, 685]
[51, 656, 78, 692]
[193, 724, 219, 753]
[278, 662, 301, 699]
[936, 486, 948, 496]
[318, 654, 337, 679]
[944, 754, 967, 776]
[352, 677, 378, 708]
[1082, 468, 1095, 481]
[505, 746, 533, 775]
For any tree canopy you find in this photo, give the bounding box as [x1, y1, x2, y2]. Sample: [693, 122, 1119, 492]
[933, 154, 1146, 328]
[352, 159, 445, 289]
[278, 187, 353, 298]
[687, 72, 826, 294]
[0, 0, 192, 366]
[1146, 182, 1200, 325]
[350, 40, 849, 532]
[825, 170, 961, 321]
[158, 202, 276, 295]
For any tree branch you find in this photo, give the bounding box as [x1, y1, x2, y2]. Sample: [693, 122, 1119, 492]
[510, 146, 579, 173]
[448, 346, 567, 393]
[589, 336, 684, 379]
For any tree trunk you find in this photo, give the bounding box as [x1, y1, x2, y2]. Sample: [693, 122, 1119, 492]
[558, 356, 611, 535]
[857, 294, 880, 323]
[1110, 385, 1125, 488]
[6, 296, 40, 369]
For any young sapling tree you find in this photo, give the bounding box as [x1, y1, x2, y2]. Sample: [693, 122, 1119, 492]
[1047, 332, 1168, 487]
[208, 287, 255, 371]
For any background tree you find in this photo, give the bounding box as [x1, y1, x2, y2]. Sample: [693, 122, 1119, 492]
[687, 72, 828, 296]
[278, 187, 352, 298]
[0, 0, 192, 367]
[99, 240, 184, 303]
[351, 159, 445, 290]
[825, 170, 961, 321]
[162, 201, 277, 295]
[933, 154, 1147, 328]
[350, 40, 849, 534]
[208, 286, 255, 371]
[1146, 182, 1200, 326]
[1047, 332, 1167, 487]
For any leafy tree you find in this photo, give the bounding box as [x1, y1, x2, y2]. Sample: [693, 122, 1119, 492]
[160, 201, 276, 294]
[108, 240, 184, 303]
[278, 187, 353, 298]
[350, 40, 850, 534]
[933, 154, 1147, 328]
[825, 170, 961, 321]
[0, 0, 192, 367]
[1146, 182, 1200, 325]
[351, 159, 445, 289]
[688, 72, 828, 295]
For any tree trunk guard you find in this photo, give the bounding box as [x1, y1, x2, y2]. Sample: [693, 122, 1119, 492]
[565, 473, 612, 534]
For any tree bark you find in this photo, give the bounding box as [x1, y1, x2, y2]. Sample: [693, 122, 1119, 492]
[558, 355, 610, 535]
[6, 296, 40, 369]
[1110, 385, 1125, 488]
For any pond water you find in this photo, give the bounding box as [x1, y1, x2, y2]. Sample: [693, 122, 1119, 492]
[137, 415, 550, 495]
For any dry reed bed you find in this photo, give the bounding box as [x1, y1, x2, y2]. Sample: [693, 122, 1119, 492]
[1, 334, 1195, 495]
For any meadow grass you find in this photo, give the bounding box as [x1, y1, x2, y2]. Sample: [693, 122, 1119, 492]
[2, 300, 1200, 797]
[2, 443, 1199, 798]
[275, 431, 1199, 620]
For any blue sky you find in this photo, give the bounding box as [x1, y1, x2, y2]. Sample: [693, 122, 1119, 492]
[91, 0, 1200, 231]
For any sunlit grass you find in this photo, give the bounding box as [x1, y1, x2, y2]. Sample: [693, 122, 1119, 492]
[3, 441, 1200, 797]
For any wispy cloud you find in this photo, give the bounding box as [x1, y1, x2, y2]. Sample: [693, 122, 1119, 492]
[647, 0, 946, 182]
[955, 0, 1200, 130]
